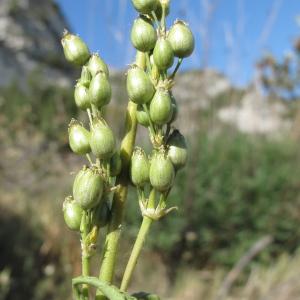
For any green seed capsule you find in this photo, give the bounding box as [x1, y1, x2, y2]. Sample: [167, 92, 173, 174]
[73, 167, 104, 210]
[109, 151, 122, 177]
[90, 121, 116, 159]
[150, 88, 173, 125]
[63, 196, 83, 231]
[169, 93, 178, 123]
[89, 72, 112, 108]
[61, 31, 90, 66]
[136, 105, 150, 127]
[167, 130, 187, 170]
[68, 120, 91, 155]
[149, 151, 175, 192]
[154, 2, 170, 20]
[131, 147, 150, 187]
[74, 83, 91, 110]
[153, 37, 174, 70]
[167, 20, 195, 58]
[131, 0, 158, 14]
[92, 201, 110, 228]
[87, 54, 109, 77]
[127, 65, 155, 104]
[78, 66, 92, 87]
[131, 16, 157, 52]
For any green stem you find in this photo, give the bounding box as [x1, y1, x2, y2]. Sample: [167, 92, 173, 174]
[120, 189, 156, 292]
[81, 212, 91, 299]
[96, 52, 146, 300]
[170, 58, 183, 79]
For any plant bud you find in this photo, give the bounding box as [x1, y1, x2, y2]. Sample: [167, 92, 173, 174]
[149, 151, 175, 192]
[63, 196, 83, 231]
[169, 93, 178, 123]
[89, 72, 112, 108]
[150, 88, 173, 125]
[136, 105, 150, 127]
[79, 66, 92, 87]
[131, 16, 157, 52]
[90, 121, 116, 159]
[73, 167, 104, 210]
[87, 54, 109, 77]
[61, 31, 90, 66]
[167, 130, 187, 170]
[68, 120, 91, 155]
[127, 65, 155, 104]
[153, 37, 174, 70]
[109, 151, 122, 177]
[74, 83, 91, 110]
[131, 0, 159, 14]
[167, 20, 195, 58]
[131, 147, 150, 187]
[92, 201, 110, 228]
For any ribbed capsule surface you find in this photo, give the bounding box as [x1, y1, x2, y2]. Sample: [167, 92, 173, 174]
[167, 20, 195, 58]
[131, 0, 159, 15]
[130, 147, 150, 188]
[131, 16, 157, 52]
[74, 83, 91, 110]
[127, 66, 155, 104]
[167, 130, 187, 170]
[149, 152, 175, 192]
[150, 88, 173, 125]
[87, 54, 109, 77]
[61, 32, 90, 66]
[68, 121, 91, 155]
[79, 66, 92, 87]
[90, 121, 116, 159]
[63, 197, 83, 231]
[136, 105, 150, 127]
[153, 38, 174, 70]
[73, 168, 104, 210]
[89, 72, 112, 108]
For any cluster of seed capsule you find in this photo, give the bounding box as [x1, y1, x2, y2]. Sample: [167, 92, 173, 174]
[129, 0, 194, 219]
[61, 30, 121, 251]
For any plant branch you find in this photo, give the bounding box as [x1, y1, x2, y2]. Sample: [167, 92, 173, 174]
[96, 52, 146, 300]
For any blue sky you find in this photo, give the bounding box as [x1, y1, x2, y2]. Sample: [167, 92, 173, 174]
[56, 0, 300, 86]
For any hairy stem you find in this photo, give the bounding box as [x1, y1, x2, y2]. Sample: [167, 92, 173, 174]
[96, 52, 146, 300]
[120, 189, 156, 292]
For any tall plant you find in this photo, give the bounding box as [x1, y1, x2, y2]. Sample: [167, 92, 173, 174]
[61, 1, 194, 299]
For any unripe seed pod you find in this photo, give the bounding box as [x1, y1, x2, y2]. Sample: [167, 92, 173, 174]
[131, 147, 150, 187]
[63, 196, 83, 231]
[169, 93, 178, 123]
[109, 151, 122, 177]
[136, 105, 150, 127]
[79, 66, 92, 87]
[92, 201, 110, 228]
[167, 130, 187, 170]
[90, 121, 116, 159]
[89, 72, 112, 108]
[131, 0, 159, 14]
[149, 151, 175, 192]
[127, 65, 155, 104]
[74, 83, 91, 110]
[68, 120, 91, 155]
[87, 54, 109, 77]
[150, 88, 173, 125]
[155, 2, 170, 20]
[131, 16, 157, 52]
[61, 31, 90, 66]
[153, 37, 174, 70]
[73, 167, 104, 210]
[167, 20, 195, 58]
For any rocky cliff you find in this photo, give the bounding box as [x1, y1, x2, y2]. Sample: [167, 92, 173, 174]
[0, 0, 73, 88]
